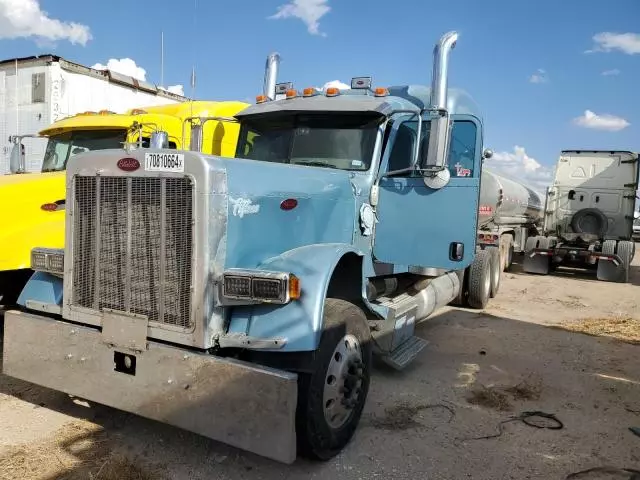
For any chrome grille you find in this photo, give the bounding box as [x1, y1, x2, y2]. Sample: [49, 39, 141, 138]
[72, 175, 194, 329]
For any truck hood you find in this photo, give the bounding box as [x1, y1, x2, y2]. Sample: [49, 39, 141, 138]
[220, 158, 357, 269]
[0, 172, 66, 270]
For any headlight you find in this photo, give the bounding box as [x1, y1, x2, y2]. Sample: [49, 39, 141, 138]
[31, 247, 64, 275]
[221, 269, 300, 304]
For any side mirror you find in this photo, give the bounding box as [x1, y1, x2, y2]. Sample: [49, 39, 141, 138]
[482, 148, 493, 160]
[9, 143, 25, 174]
[423, 112, 452, 170]
[150, 130, 169, 149]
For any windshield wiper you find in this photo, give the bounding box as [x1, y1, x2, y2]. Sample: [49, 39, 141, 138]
[292, 161, 338, 169]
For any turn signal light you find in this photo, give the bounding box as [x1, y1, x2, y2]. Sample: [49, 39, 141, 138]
[288, 274, 301, 300]
[41, 203, 58, 211]
[325, 87, 340, 97]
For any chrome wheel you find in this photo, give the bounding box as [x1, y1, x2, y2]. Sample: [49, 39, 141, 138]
[322, 334, 364, 429]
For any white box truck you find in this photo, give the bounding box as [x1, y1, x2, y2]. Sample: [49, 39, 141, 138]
[0, 54, 186, 174]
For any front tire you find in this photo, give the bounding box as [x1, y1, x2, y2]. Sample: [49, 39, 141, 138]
[296, 298, 372, 461]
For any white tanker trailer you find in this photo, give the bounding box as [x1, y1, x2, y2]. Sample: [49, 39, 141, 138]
[476, 168, 545, 272]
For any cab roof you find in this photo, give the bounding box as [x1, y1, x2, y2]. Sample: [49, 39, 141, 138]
[235, 85, 483, 121]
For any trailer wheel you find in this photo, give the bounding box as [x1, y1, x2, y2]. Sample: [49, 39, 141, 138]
[524, 235, 539, 252]
[487, 247, 501, 298]
[467, 249, 491, 309]
[503, 235, 514, 271]
[296, 298, 372, 461]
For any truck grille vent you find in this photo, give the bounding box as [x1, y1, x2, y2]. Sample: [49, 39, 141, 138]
[71, 176, 194, 329]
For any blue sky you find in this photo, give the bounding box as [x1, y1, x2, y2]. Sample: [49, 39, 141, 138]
[0, 0, 639, 190]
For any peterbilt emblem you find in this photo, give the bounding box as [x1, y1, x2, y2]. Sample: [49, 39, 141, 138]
[117, 157, 140, 172]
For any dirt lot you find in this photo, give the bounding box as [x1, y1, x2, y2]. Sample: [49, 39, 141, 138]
[1, 256, 639, 480]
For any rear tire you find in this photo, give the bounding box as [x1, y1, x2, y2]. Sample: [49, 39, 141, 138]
[296, 299, 372, 461]
[487, 247, 501, 298]
[467, 249, 491, 309]
[504, 236, 514, 271]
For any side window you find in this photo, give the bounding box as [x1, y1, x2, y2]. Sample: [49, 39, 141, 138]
[386, 122, 417, 172]
[447, 121, 477, 178]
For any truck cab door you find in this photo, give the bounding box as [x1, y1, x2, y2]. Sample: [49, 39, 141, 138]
[372, 114, 481, 270]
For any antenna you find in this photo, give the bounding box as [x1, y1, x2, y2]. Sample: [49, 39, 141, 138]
[160, 31, 164, 88]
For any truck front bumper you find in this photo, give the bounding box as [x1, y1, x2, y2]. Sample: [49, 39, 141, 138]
[2, 310, 298, 464]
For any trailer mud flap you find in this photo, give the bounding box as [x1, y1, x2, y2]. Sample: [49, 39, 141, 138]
[2, 310, 298, 464]
[523, 250, 551, 275]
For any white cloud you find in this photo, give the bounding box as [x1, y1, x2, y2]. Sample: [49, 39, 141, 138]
[92, 58, 146, 81]
[322, 80, 349, 90]
[529, 68, 548, 83]
[159, 84, 184, 96]
[268, 0, 330, 36]
[572, 110, 630, 132]
[585, 32, 640, 55]
[0, 0, 91, 45]
[601, 69, 621, 76]
[485, 146, 553, 192]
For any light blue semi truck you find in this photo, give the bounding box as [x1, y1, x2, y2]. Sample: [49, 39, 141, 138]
[2, 31, 497, 463]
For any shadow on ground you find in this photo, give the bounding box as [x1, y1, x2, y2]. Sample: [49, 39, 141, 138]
[1, 308, 639, 479]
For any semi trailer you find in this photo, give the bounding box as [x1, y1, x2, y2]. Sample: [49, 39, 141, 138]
[475, 168, 545, 275]
[0, 54, 185, 175]
[523, 150, 638, 282]
[4, 31, 497, 463]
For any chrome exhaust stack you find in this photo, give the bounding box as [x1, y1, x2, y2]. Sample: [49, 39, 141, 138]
[263, 52, 281, 101]
[429, 31, 458, 111]
[423, 31, 458, 183]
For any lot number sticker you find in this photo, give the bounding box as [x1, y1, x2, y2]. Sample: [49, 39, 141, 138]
[145, 153, 185, 173]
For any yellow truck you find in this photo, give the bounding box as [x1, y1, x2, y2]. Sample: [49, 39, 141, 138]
[0, 100, 249, 304]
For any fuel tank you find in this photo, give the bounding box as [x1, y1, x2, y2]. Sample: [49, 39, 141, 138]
[478, 168, 544, 228]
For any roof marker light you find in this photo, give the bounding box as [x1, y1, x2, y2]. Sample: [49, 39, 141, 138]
[130, 109, 148, 115]
[285, 89, 298, 99]
[374, 87, 389, 97]
[256, 94, 268, 104]
[303, 87, 316, 97]
[325, 87, 340, 97]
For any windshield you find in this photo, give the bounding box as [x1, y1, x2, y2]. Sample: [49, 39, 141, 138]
[235, 113, 382, 171]
[41, 129, 127, 172]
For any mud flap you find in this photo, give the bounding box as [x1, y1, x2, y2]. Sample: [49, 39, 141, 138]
[523, 251, 550, 275]
[596, 257, 620, 282]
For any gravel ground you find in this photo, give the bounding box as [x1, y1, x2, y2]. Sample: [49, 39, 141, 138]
[1, 255, 639, 480]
